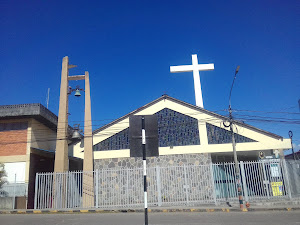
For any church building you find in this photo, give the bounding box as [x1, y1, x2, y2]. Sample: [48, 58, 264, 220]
[71, 94, 291, 169]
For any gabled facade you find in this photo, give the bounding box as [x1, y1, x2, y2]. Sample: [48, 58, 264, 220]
[72, 95, 291, 168]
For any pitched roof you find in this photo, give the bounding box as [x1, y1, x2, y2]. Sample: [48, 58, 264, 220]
[93, 94, 283, 140]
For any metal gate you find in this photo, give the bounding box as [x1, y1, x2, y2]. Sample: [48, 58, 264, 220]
[34, 159, 295, 209]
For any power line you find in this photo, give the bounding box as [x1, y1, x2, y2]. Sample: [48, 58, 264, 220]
[1, 111, 299, 136]
[1, 116, 298, 146]
[1, 108, 300, 146]
[232, 109, 300, 115]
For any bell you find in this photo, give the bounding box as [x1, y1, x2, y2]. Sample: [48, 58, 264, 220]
[74, 89, 81, 97]
[72, 130, 81, 139]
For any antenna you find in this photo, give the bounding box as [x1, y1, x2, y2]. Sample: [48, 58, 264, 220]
[46, 88, 50, 109]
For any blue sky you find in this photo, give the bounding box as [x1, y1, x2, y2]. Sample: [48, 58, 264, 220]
[1, 0, 299, 154]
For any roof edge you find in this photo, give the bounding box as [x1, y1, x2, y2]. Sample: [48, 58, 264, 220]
[92, 94, 283, 140]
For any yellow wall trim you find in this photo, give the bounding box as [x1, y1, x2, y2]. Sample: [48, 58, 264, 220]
[0, 155, 27, 163]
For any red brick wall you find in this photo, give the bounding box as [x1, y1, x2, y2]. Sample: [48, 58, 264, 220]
[0, 129, 27, 156]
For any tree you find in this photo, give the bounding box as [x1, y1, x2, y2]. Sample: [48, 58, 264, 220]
[0, 163, 7, 196]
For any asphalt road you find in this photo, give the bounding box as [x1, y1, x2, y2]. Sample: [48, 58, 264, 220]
[0, 211, 299, 225]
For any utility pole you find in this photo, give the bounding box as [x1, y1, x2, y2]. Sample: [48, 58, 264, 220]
[225, 65, 244, 209]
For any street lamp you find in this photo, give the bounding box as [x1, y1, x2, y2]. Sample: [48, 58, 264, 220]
[229, 65, 240, 110]
[224, 65, 244, 209]
[288, 131, 296, 160]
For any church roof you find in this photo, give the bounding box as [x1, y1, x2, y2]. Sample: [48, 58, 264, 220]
[93, 94, 283, 140]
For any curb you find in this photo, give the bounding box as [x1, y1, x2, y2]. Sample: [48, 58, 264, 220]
[1, 207, 300, 214]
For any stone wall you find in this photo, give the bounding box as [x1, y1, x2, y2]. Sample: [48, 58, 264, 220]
[93, 153, 214, 207]
[94, 153, 212, 170]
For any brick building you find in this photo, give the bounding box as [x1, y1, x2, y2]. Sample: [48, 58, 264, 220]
[0, 104, 82, 209]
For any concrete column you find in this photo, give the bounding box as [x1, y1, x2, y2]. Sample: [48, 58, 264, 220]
[279, 149, 285, 160]
[83, 71, 93, 172]
[54, 56, 69, 172]
[82, 71, 94, 208]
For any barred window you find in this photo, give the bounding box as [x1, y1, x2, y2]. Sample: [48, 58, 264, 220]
[0, 122, 28, 131]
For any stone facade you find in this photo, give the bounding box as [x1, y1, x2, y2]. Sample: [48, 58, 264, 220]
[94, 153, 212, 170]
[93, 153, 214, 207]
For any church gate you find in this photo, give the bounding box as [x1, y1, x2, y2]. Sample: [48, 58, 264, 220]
[34, 160, 295, 210]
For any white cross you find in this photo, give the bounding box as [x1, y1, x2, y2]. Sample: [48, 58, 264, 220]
[170, 54, 214, 108]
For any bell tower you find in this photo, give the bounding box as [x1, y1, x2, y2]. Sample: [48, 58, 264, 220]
[54, 56, 94, 207]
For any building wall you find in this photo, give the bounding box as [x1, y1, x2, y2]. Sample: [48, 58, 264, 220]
[0, 118, 57, 185]
[29, 119, 56, 151]
[0, 121, 28, 156]
[95, 153, 212, 170]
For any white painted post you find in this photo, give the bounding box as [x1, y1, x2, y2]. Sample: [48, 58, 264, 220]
[13, 174, 16, 210]
[240, 161, 249, 203]
[95, 169, 99, 208]
[261, 161, 270, 199]
[156, 166, 162, 207]
[126, 168, 129, 207]
[292, 162, 300, 196]
[34, 174, 38, 209]
[209, 163, 217, 205]
[183, 165, 189, 205]
[65, 172, 68, 208]
[281, 159, 292, 200]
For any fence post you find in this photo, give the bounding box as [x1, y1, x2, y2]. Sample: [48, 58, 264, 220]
[183, 165, 189, 205]
[34, 174, 38, 209]
[281, 159, 292, 200]
[261, 161, 270, 199]
[12, 174, 16, 210]
[95, 169, 99, 208]
[126, 168, 129, 207]
[156, 166, 162, 207]
[64, 172, 68, 209]
[292, 162, 300, 196]
[209, 163, 217, 205]
[240, 161, 249, 203]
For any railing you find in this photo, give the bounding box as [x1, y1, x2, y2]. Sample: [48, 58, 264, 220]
[213, 160, 292, 203]
[0, 183, 28, 209]
[0, 183, 28, 197]
[34, 159, 299, 210]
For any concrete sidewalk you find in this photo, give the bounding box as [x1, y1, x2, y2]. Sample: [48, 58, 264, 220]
[1, 203, 300, 214]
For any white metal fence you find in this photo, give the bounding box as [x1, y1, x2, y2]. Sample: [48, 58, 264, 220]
[0, 183, 28, 197]
[0, 183, 28, 209]
[34, 159, 299, 210]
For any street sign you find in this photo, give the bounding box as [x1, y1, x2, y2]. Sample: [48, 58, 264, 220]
[129, 115, 159, 157]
